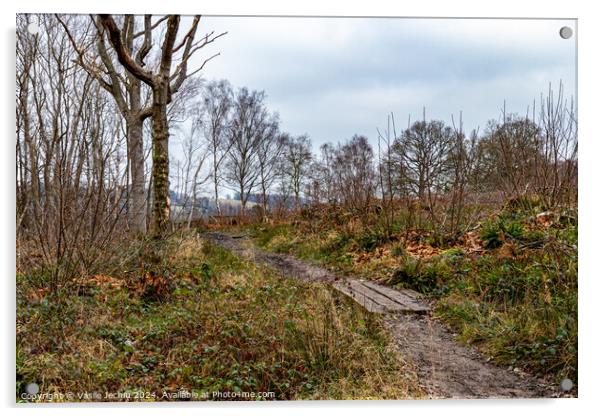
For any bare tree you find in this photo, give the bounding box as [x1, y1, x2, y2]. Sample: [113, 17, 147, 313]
[282, 134, 312, 211]
[98, 14, 225, 235]
[377, 113, 398, 237]
[171, 120, 209, 228]
[475, 85, 577, 209]
[224, 87, 266, 216]
[446, 113, 479, 237]
[332, 135, 376, 216]
[57, 14, 155, 233]
[305, 143, 335, 206]
[198, 80, 233, 215]
[393, 114, 453, 207]
[256, 118, 284, 219]
[17, 15, 130, 287]
[477, 112, 541, 202]
[536, 82, 578, 208]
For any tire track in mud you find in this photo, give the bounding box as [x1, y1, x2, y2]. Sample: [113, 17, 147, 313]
[203, 231, 559, 399]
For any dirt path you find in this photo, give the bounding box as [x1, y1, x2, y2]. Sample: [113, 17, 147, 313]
[203, 231, 557, 399]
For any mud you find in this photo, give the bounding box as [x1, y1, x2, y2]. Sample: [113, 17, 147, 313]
[383, 314, 555, 398]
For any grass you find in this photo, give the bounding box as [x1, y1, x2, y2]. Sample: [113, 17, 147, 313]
[16, 232, 422, 402]
[436, 248, 577, 380]
[247, 203, 578, 385]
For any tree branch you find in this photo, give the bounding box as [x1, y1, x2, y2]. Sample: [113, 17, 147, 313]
[98, 14, 155, 87]
[135, 15, 153, 66]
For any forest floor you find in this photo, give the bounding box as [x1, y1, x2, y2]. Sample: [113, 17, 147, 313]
[204, 231, 561, 399]
[17, 232, 424, 401]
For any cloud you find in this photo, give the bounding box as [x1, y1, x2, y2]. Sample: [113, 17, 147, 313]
[191, 16, 576, 148]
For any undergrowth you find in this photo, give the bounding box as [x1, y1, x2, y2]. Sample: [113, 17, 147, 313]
[16, 232, 421, 402]
[249, 202, 578, 385]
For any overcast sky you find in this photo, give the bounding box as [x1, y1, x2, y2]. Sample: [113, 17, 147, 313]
[189, 16, 576, 149]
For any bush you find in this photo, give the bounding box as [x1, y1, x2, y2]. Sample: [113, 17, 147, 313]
[504, 194, 543, 213]
[390, 244, 406, 258]
[356, 231, 382, 252]
[480, 215, 524, 249]
[327, 232, 352, 252]
[388, 257, 451, 295]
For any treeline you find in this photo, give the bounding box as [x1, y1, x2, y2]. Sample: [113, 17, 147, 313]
[173, 79, 314, 221]
[15, 14, 577, 288]
[301, 89, 577, 241]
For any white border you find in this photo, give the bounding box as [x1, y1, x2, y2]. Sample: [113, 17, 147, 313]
[3, 1, 600, 415]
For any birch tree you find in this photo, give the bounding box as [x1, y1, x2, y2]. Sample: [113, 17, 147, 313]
[256, 117, 284, 219]
[199, 80, 233, 215]
[282, 134, 312, 211]
[224, 88, 266, 216]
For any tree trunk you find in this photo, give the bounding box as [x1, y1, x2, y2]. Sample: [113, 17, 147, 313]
[240, 183, 246, 217]
[150, 84, 171, 236]
[127, 116, 147, 233]
[294, 175, 301, 211]
[261, 181, 268, 221]
[418, 170, 426, 206]
[187, 156, 203, 229]
[213, 156, 222, 215]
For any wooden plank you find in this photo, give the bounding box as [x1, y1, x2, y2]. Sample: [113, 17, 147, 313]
[345, 280, 411, 311]
[333, 281, 387, 313]
[333, 278, 430, 314]
[358, 280, 430, 314]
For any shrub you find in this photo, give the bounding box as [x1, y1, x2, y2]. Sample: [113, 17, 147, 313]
[388, 257, 451, 294]
[356, 231, 384, 252]
[327, 232, 352, 252]
[504, 194, 543, 213]
[390, 244, 406, 258]
[480, 215, 524, 249]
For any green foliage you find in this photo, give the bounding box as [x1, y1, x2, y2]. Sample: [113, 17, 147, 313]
[501, 325, 575, 372]
[481, 261, 538, 303]
[480, 214, 525, 248]
[388, 257, 452, 295]
[557, 220, 578, 246]
[356, 231, 386, 252]
[437, 244, 577, 382]
[442, 247, 466, 261]
[390, 244, 406, 258]
[325, 232, 352, 253]
[504, 194, 544, 213]
[253, 224, 291, 248]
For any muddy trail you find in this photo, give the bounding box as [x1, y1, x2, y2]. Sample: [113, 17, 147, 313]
[203, 231, 558, 399]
